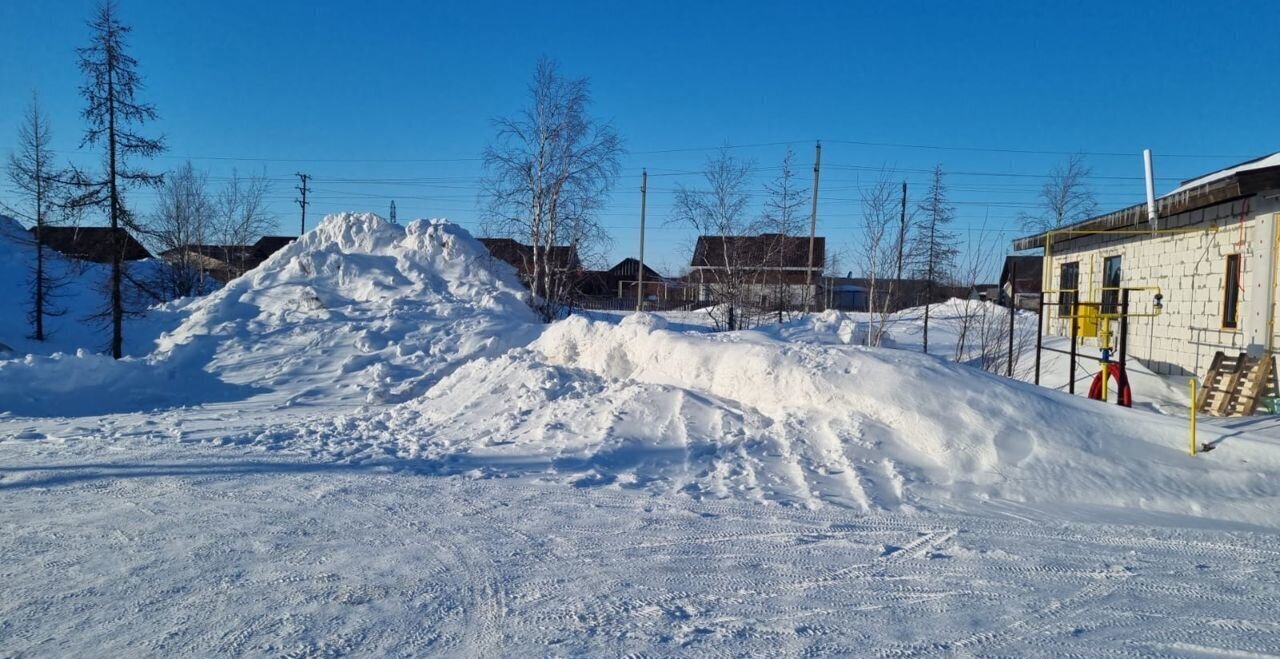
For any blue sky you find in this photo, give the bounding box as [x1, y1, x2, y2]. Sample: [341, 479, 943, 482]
[2, 0, 1277, 278]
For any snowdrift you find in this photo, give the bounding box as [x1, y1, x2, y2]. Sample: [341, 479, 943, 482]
[0, 214, 174, 357]
[278, 313, 1280, 523]
[0, 213, 540, 415]
[152, 213, 540, 405]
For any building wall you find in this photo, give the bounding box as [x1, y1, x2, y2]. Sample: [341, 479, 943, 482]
[1041, 195, 1280, 377]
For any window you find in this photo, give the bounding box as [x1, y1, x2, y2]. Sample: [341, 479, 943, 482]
[1223, 254, 1241, 329]
[1101, 255, 1122, 315]
[1058, 261, 1079, 316]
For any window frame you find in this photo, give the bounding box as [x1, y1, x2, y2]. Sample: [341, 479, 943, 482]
[1058, 261, 1079, 317]
[1101, 255, 1122, 315]
[1223, 253, 1241, 330]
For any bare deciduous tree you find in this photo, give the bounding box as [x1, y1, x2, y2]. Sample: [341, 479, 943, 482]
[5, 93, 72, 341]
[858, 171, 904, 345]
[481, 56, 623, 322]
[216, 169, 275, 274]
[1020, 153, 1098, 233]
[673, 149, 758, 331]
[69, 0, 166, 358]
[761, 147, 807, 322]
[949, 220, 998, 361]
[149, 161, 214, 299]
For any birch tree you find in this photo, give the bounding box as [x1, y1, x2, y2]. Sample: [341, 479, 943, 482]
[858, 172, 903, 345]
[1020, 153, 1098, 233]
[150, 161, 213, 298]
[215, 169, 275, 275]
[673, 149, 757, 331]
[480, 57, 623, 321]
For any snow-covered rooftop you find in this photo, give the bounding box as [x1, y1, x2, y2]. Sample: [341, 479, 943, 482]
[1165, 151, 1280, 197]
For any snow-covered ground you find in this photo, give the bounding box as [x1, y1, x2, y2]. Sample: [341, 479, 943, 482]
[2, 213, 1279, 657]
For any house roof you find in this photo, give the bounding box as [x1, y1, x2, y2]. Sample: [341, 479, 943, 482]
[999, 255, 1043, 290]
[162, 244, 255, 262]
[31, 226, 151, 263]
[478, 238, 581, 273]
[160, 236, 295, 272]
[606, 257, 664, 280]
[1011, 151, 1280, 251]
[253, 236, 295, 260]
[690, 234, 825, 271]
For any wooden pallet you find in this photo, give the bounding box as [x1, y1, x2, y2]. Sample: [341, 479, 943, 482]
[1196, 351, 1278, 417]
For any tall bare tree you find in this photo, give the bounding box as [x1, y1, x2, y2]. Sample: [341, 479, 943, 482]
[70, 0, 166, 358]
[673, 149, 757, 331]
[949, 219, 998, 361]
[761, 147, 808, 322]
[481, 57, 623, 321]
[858, 171, 903, 345]
[215, 169, 275, 274]
[149, 161, 213, 298]
[5, 93, 71, 341]
[909, 165, 958, 354]
[1020, 153, 1098, 233]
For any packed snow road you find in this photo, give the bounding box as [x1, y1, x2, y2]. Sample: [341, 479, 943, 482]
[2, 437, 1278, 657]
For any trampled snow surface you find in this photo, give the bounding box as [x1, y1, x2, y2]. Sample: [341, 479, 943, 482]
[3, 213, 1280, 657]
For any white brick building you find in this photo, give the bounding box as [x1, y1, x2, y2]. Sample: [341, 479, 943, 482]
[1012, 153, 1280, 378]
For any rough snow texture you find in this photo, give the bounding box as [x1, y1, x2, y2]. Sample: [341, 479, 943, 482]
[269, 313, 1280, 525]
[0, 213, 540, 415]
[154, 212, 540, 406]
[4, 213, 1280, 656]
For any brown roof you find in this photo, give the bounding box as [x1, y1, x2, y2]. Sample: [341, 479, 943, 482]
[606, 257, 663, 280]
[252, 236, 295, 261]
[1000, 255, 1042, 292]
[691, 234, 825, 271]
[32, 226, 151, 263]
[479, 238, 581, 276]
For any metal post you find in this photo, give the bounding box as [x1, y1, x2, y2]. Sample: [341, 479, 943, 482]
[1007, 261, 1016, 377]
[1069, 300, 1079, 395]
[1034, 293, 1044, 386]
[1120, 290, 1130, 361]
[1189, 378, 1197, 456]
[804, 141, 821, 313]
[636, 169, 647, 312]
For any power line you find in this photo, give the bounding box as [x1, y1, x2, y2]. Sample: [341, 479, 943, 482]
[824, 139, 1250, 160]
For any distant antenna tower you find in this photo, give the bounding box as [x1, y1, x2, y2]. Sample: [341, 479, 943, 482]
[389, 200, 398, 224]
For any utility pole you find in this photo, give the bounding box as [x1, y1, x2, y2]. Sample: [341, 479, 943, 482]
[389, 200, 397, 224]
[636, 168, 648, 312]
[805, 140, 822, 313]
[295, 172, 311, 235]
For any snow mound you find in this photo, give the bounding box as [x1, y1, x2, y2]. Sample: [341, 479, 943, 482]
[275, 313, 1280, 523]
[0, 212, 540, 416]
[154, 212, 540, 405]
[0, 214, 175, 358]
[0, 348, 259, 417]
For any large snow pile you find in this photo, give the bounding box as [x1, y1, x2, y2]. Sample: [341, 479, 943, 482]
[153, 212, 540, 405]
[0, 213, 540, 415]
[272, 313, 1280, 523]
